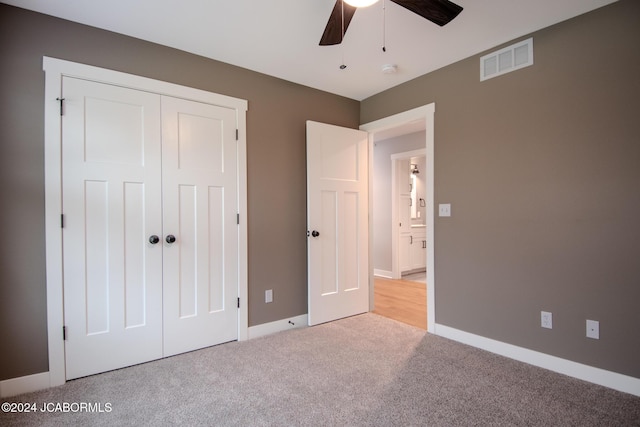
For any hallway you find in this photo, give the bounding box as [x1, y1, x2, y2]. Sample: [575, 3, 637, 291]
[373, 274, 426, 330]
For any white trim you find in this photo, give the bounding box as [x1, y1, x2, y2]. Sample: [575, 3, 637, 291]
[373, 269, 393, 279]
[247, 314, 308, 339]
[43, 57, 247, 110]
[43, 58, 66, 388]
[42, 56, 249, 387]
[435, 323, 640, 397]
[361, 104, 436, 333]
[0, 372, 50, 398]
[367, 137, 375, 309]
[236, 102, 249, 342]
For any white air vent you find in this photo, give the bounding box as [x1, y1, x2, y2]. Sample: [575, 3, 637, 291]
[480, 38, 533, 81]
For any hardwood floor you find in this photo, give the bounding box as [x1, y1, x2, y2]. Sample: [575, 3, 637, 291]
[373, 276, 427, 330]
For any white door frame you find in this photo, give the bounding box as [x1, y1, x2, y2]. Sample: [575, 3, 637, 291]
[361, 104, 436, 333]
[43, 57, 249, 387]
[390, 149, 426, 280]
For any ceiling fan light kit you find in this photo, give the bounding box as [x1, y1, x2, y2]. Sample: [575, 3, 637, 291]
[320, 0, 463, 46]
[344, 0, 380, 7]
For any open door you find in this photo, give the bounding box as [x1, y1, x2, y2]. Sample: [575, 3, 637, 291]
[306, 121, 369, 326]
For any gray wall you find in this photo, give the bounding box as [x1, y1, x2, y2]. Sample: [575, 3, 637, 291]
[373, 132, 425, 273]
[0, 4, 359, 381]
[2, 0, 638, 384]
[362, 0, 640, 378]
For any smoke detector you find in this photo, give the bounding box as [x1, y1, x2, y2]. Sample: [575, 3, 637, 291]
[382, 64, 397, 74]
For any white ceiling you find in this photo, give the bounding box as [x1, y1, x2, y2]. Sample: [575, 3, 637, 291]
[3, 0, 618, 101]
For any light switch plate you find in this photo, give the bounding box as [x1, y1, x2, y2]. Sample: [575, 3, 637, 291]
[439, 204, 451, 217]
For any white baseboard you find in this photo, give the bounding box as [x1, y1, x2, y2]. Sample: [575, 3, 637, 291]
[374, 269, 393, 278]
[247, 314, 308, 339]
[0, 371, 50, 398]
[434, 323, 640, 397]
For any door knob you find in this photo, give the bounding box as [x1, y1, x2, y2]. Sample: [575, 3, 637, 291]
[166, 235, 176, 244]
[311, 230, 320, 237]
[149, 235, 160, 244]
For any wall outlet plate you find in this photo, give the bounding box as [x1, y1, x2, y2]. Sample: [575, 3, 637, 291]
[265, 289, 273, 304]
[586, 319, 599, 339]
[541, 311, 552, 329]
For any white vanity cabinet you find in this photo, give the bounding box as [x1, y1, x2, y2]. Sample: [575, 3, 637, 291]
[400, 226, 426, 274]
[409, 228, 427, 271]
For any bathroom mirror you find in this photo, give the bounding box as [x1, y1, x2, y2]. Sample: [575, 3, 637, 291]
[410, 157, 426, 222]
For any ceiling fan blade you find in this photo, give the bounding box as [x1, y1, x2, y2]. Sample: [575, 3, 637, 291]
[390, 0, 463, 27]
[319, 0, 358, 46]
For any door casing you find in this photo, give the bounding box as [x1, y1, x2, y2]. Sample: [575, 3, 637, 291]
[43, 57, 249, 387]
[360, 104, 436, 333]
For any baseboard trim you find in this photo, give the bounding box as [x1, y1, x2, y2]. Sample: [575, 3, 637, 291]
[434, 323, 640, 397]
[247, 314, 308, 339]
[0, 371, 50, 398]
[373, 269, 393, 278]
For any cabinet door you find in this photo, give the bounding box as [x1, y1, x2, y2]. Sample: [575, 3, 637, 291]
[399, 234, 413, 273]
[410, 231, 427, 270]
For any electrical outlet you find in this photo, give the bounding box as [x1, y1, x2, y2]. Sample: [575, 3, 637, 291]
[265, 289, 273, 303]
[586, 319, 599, 339]
[439, 204, 451, 217]
[541, 311, 552, 329]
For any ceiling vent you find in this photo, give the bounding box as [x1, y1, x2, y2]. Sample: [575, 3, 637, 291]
[480, 37, 533, 81]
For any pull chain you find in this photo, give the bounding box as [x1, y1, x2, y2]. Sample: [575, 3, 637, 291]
[340, 0, 347, 69]
[382, 0, 387, 52]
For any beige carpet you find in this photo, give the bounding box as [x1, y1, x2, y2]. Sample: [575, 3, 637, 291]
[2, 313, 639, 426]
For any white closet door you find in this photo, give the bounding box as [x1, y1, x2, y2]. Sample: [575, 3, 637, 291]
[62, 77, 163, 380]
[161, 96, 239, 356]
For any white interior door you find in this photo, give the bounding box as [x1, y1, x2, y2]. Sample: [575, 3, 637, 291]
[306, 121, 369, 326]
[161, 96, 239, 356]
[62, 78, 239, 378]
[62, 77, 163, 379]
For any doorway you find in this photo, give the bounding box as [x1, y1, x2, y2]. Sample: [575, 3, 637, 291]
[361, 104, 435, 333]
[391, 150, 427, 280]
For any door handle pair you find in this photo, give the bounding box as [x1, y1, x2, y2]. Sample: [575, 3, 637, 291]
[149, 235, 176, 244]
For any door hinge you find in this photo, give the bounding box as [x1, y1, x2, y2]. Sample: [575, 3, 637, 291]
[237, 298, 240, 308]
[56, 97, 65, 116]
[235, 129, 239, 141]
[61, 214, 65, 228]
[62, 326, 67, 341]
[237, 213, 240, 225]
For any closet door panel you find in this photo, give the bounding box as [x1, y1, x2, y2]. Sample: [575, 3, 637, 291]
[62, 77, 163, 380]
[162, 96, 239, 356]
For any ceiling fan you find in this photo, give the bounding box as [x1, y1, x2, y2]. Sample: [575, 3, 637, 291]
[319, 0, 464, 46]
